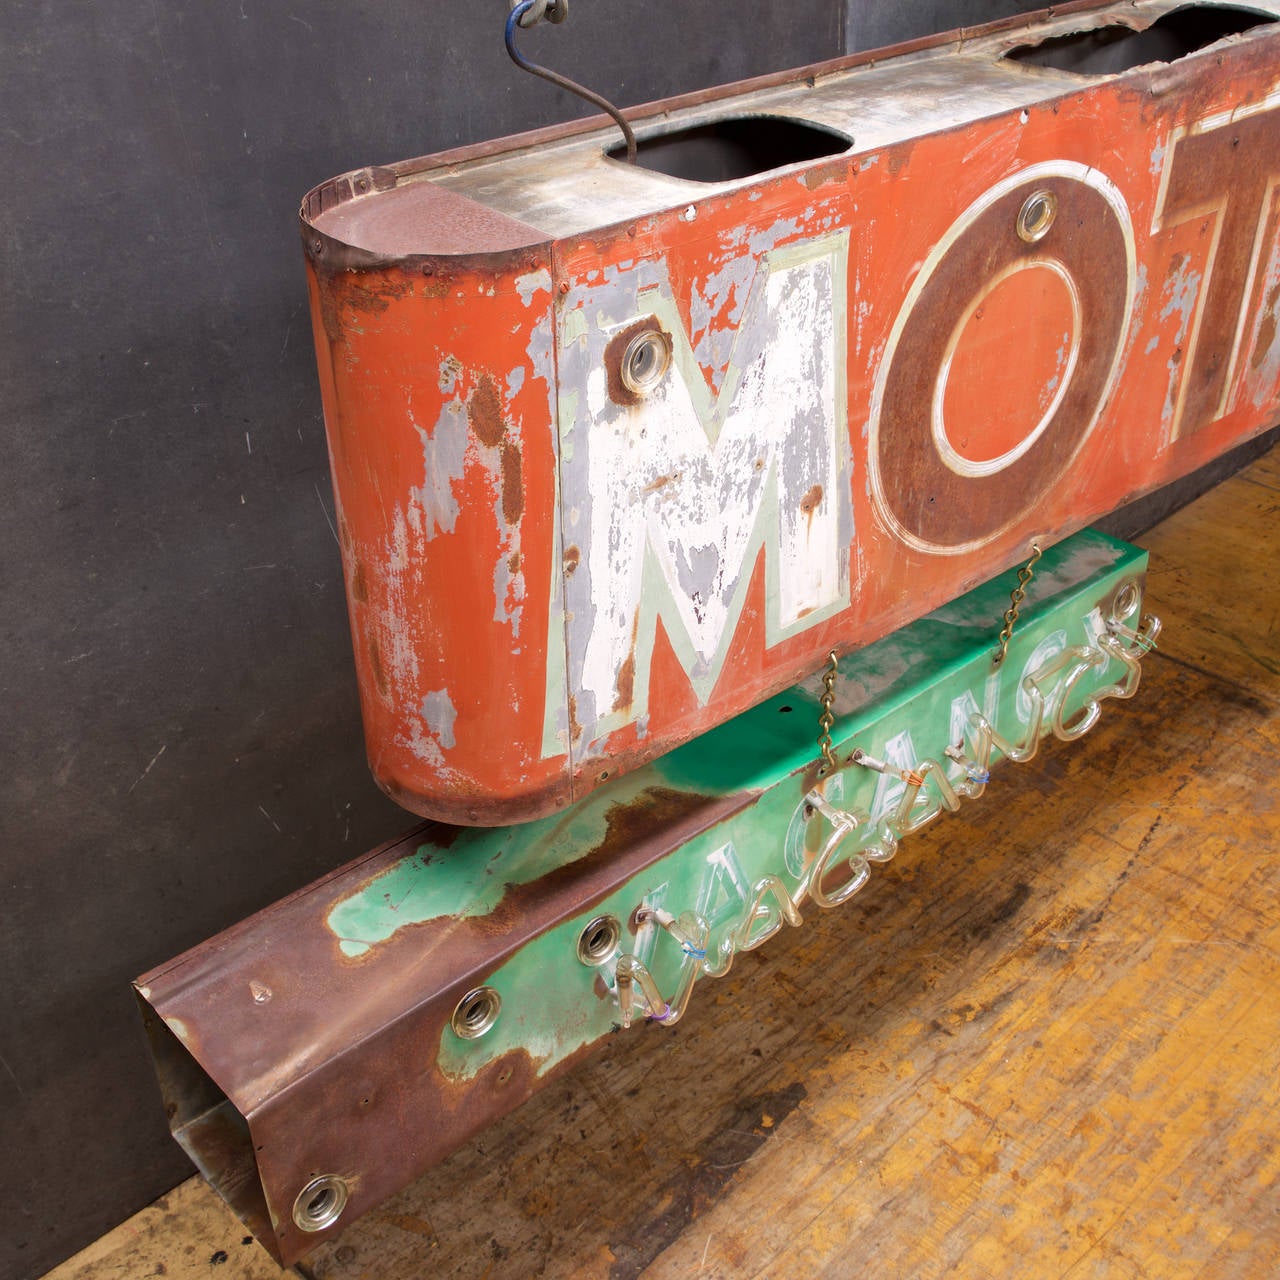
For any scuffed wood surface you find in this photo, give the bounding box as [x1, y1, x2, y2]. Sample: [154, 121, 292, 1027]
[39, 1177, 287, 1280]
[46, 444, 1280, 1279]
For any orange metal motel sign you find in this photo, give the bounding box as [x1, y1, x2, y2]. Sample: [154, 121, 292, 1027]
[301, 1, 1280, 824]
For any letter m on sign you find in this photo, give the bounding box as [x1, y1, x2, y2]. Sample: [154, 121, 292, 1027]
[546, 230, 851, 753]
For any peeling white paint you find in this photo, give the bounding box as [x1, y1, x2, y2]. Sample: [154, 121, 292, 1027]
[552, 229, 852, 750]
[1158, 254, 1202, 426]
[380, 506, 423, 694]
[411, 400, 467, 540]
[420, 689, 458, 750]
[515, 267, 553, 307]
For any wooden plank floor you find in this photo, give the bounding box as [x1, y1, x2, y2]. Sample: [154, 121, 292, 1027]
[46, 446, 1280, 1280]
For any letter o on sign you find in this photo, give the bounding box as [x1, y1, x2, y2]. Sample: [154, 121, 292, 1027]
[868, 162, 1135, 555]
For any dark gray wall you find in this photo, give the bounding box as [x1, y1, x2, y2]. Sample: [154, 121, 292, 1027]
[0, 3, 847, 1278]
[0, 3, 1133, 1277]
[847, 0, 1049, 48]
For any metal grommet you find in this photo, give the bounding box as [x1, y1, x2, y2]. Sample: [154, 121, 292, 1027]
[1016, 189, 1058, 243]
[620, 329, 670, 396]
[576, 915, 621, 965]
[451, 986, 502, 1040]
[1111, 580, 1140, 622]
[292, 1175, 349, 1233]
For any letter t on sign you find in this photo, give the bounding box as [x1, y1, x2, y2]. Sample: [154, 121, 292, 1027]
[1155, 95, 1280, 437]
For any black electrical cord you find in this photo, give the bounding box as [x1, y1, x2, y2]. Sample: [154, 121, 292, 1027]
[505, 0, 638, 164]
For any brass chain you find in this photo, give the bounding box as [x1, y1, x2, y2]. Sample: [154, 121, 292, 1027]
[817, 649, 839, 771]
[993, 543, 1043, 667]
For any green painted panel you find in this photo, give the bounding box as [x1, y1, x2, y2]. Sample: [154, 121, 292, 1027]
[327, 529, 1155, 1081]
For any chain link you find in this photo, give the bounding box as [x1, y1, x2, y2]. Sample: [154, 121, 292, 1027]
[993, 543, 1043, 667]
[817, 649, 839, 771]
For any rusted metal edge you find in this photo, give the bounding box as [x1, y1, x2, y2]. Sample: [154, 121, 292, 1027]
[304, 0, 1119, 201]
[300, 222, 554, 282]
[134, 787, 754, 1262]
[297, 0, 1278, 275]
[374, 754, 581, 826]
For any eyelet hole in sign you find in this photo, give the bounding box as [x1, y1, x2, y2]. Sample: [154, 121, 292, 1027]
[450, 986, 502, 1039]
[292, 1175, 349, 1232]
[620, 329, 670, 396]
[576, 914, 621, 965]
[1017, 189, 1058, 242]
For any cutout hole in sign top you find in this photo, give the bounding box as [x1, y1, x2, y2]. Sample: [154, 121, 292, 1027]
[1005, 6, 1275, 75]
[607, 115, 852, 183]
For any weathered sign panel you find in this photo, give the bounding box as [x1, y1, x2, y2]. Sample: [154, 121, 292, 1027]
[302, 0, 1280, 824]
[137, 528, 1157, 1265]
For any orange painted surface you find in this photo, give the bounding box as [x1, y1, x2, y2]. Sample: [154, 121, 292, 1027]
[306, 254, 570, 821]
[303, 18, 1280, 824]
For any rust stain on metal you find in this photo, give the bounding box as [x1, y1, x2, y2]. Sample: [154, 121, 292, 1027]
[416, 1043, 545, 1155]
[330, 831, 464, 929]
[350, 559, 369, 604]
[799, 484, 824, 517]
[136, 526, 1151, 1265]
[462, 373, 524, 524]
[499, 440, 523, 525]
[379, 770, 576, 828]
[339, 275, 415, 317]
[499, 787, 748, 921]
[314, 273, 346, 346]
[613, 611, 640, 713]
[614, 650, 636, 713]
[466, 375, 506, 448]
[886, 143, 915, 177]
[1254, 281, 1280, 370]
[595, 787, 722, 859]
[800, 162, 844, 191]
